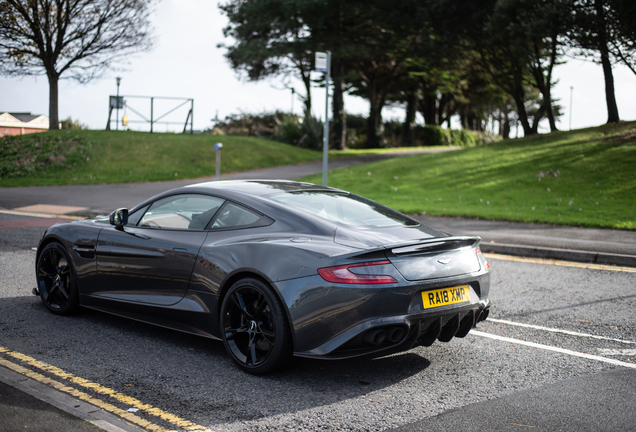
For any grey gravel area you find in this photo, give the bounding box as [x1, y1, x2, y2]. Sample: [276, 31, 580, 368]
[1, 246, 634, 431]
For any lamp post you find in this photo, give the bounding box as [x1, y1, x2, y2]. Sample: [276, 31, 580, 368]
[116, 77, 121, 131]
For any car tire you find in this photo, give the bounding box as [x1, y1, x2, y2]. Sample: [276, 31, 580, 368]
[220, 278, 293, 375]
[36, 242, 80, 315]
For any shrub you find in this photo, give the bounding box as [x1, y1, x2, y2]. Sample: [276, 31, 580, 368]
[60, 117, 88, 130]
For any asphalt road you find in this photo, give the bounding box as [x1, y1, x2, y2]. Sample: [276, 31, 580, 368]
[1, 213, 635, 431]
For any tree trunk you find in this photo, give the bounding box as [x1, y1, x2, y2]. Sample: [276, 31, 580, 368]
[402, 91, 417, 146]
[300, 69, 312, 117]
[530, 103, 546, 134]
[511, 85, 533, 136]
[366, 103, 383, 148]
[544, 36, 559, 132]
[330, 3, 346, 150]
[419, 92, 436, 125]
[48, 71, 60, 130]
[599, 51, 619, 123]
[595, 0, 620, 123]
[332, 59, 346, 150]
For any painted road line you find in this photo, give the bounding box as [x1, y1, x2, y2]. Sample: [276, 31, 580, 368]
[483, 253, 636, 273]
[597, 349, 636, 356]
[0, 358, 168, 432]
[471, 330, 636, 369]
[0, 346, 214, 432]
[487, 318, 636, 345]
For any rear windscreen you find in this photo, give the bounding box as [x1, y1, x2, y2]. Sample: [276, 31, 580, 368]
[269, 191, 419, 228]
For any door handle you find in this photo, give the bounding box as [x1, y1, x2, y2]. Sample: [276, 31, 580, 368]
[173, 247, 187, 253]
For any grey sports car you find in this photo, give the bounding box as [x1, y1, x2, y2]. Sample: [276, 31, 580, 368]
[35, 180, 491, 374]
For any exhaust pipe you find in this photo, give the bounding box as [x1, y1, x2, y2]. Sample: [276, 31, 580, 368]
[478, 307, 490, 322]
[388, 327, 405, 343]
[363, 329, 387, 345]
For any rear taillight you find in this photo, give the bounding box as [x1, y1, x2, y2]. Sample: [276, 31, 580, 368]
[318, 260, 397, 284]
[476, 248, 489, 270]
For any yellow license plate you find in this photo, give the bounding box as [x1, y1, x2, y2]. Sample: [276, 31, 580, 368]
[422, 285, 470, 309]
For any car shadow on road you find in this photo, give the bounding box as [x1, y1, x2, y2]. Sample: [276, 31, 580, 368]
[1, 296, 432, 425]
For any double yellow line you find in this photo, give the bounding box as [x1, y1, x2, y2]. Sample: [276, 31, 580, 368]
[483, 253, 636, 273]
[0, 346, 213, 432]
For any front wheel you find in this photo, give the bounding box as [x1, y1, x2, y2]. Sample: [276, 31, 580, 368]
[220, 278, 293, 375]
[36, 242, 79, 315]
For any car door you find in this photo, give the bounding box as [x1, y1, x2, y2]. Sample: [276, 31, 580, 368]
[91, 194, 225, 306]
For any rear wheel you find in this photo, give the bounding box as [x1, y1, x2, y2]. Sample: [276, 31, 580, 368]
[220, 278, 293, 375]
[36, 242, 79, 315]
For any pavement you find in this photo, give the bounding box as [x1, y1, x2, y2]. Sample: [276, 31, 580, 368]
[1, 149, 635, 431]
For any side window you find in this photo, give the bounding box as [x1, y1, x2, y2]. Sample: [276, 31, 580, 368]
[211, 202, 262, 229]
[127, 205, 149, 226]
[139, 194, 225, 230]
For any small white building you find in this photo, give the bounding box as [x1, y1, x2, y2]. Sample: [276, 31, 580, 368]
[0, 112, 49, 136]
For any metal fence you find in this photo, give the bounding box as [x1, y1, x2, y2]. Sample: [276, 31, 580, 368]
[106, 95, 194, 133]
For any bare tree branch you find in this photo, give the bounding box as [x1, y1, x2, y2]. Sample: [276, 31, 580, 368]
[0, 0, 155, 129]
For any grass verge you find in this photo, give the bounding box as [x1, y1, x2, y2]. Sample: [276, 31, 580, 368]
[0, 130, 324, 187]
[301, 122, 636, 230]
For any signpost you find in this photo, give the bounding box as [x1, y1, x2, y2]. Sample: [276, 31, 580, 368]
[315, 52, 331, 186]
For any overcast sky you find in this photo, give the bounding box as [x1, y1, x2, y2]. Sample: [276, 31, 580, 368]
[1, 0, 635, 134]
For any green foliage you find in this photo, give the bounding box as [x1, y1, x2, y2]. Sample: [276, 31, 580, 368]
[213, 111, 324, 150]
[275, 115, 323, 150]
[301, 122, 636, 230]
[60, 117, 88, 130]
[378, 122, 501, 148]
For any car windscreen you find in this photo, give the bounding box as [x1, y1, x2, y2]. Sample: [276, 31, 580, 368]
[269, 191, 419, 228]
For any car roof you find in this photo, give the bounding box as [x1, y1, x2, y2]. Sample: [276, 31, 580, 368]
[184, 180, 342, 196]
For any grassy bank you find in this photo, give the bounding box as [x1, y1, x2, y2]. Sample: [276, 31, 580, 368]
[302, 122, 636, 230]
[0, 130, 324, 187]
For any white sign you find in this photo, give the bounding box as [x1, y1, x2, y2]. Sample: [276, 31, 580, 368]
[315, 52, 328, 72]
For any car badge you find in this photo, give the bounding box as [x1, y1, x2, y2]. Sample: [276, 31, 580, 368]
[438, 259, 451, 265]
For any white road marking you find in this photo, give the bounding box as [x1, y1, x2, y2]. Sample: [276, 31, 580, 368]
[471, 330, 636, 369]
[487, 318, 636, 345]
[597, 349, 636, 356]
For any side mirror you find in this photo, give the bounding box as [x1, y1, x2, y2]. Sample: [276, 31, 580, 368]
[109, 208, 129, 228]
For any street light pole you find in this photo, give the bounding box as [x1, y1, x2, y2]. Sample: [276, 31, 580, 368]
[116, 77, 121, 131]
[569, 86, 573, 131]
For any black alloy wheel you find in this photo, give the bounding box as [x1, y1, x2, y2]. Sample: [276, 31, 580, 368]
[221, 278, 293, 375]
[36, 242, 79, 315]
